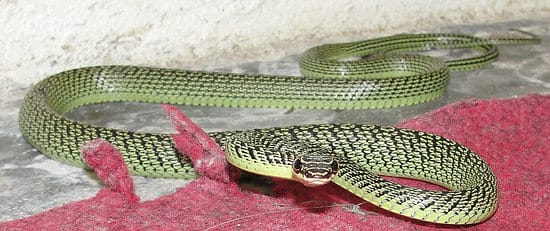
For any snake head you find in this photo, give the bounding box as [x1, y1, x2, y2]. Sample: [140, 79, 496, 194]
[291, 153, 339, 187]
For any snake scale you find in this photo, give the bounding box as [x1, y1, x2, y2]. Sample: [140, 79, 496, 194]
[18, 31, 539, 224]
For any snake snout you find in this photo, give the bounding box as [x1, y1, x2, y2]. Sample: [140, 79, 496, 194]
[291, 155, 339, 187]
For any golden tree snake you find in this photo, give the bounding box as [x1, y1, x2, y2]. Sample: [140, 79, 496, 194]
[18, 30, 540, 224]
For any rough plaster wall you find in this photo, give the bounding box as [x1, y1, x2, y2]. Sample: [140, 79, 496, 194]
[1, 0, 549, 89]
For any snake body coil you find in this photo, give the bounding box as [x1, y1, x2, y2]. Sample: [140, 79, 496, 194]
[222, 124, 498, 224]
[18, 32, 539, 224]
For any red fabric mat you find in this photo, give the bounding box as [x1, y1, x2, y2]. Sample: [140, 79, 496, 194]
[2, 94, 548, 230]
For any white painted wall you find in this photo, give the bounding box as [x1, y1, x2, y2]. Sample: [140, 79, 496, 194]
[1, 0, 549, 87]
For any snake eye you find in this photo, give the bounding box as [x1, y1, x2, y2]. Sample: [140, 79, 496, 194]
[331, 160, 339, 174]
[292, 159, 302, 173]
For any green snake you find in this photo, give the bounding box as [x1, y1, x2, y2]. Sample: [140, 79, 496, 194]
[18, 31, 539, 225]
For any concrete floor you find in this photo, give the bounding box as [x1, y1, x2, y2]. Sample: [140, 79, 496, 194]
[1, 19, 549, 222]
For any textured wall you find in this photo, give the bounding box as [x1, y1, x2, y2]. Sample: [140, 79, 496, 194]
[1, 0, 549, 87]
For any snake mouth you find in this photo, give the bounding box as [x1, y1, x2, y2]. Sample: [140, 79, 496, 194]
[301, 178, 332, 187]
[292, 172, 333, 187]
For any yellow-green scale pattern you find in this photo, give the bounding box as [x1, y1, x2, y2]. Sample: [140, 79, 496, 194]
[18, 31, 539, 224]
